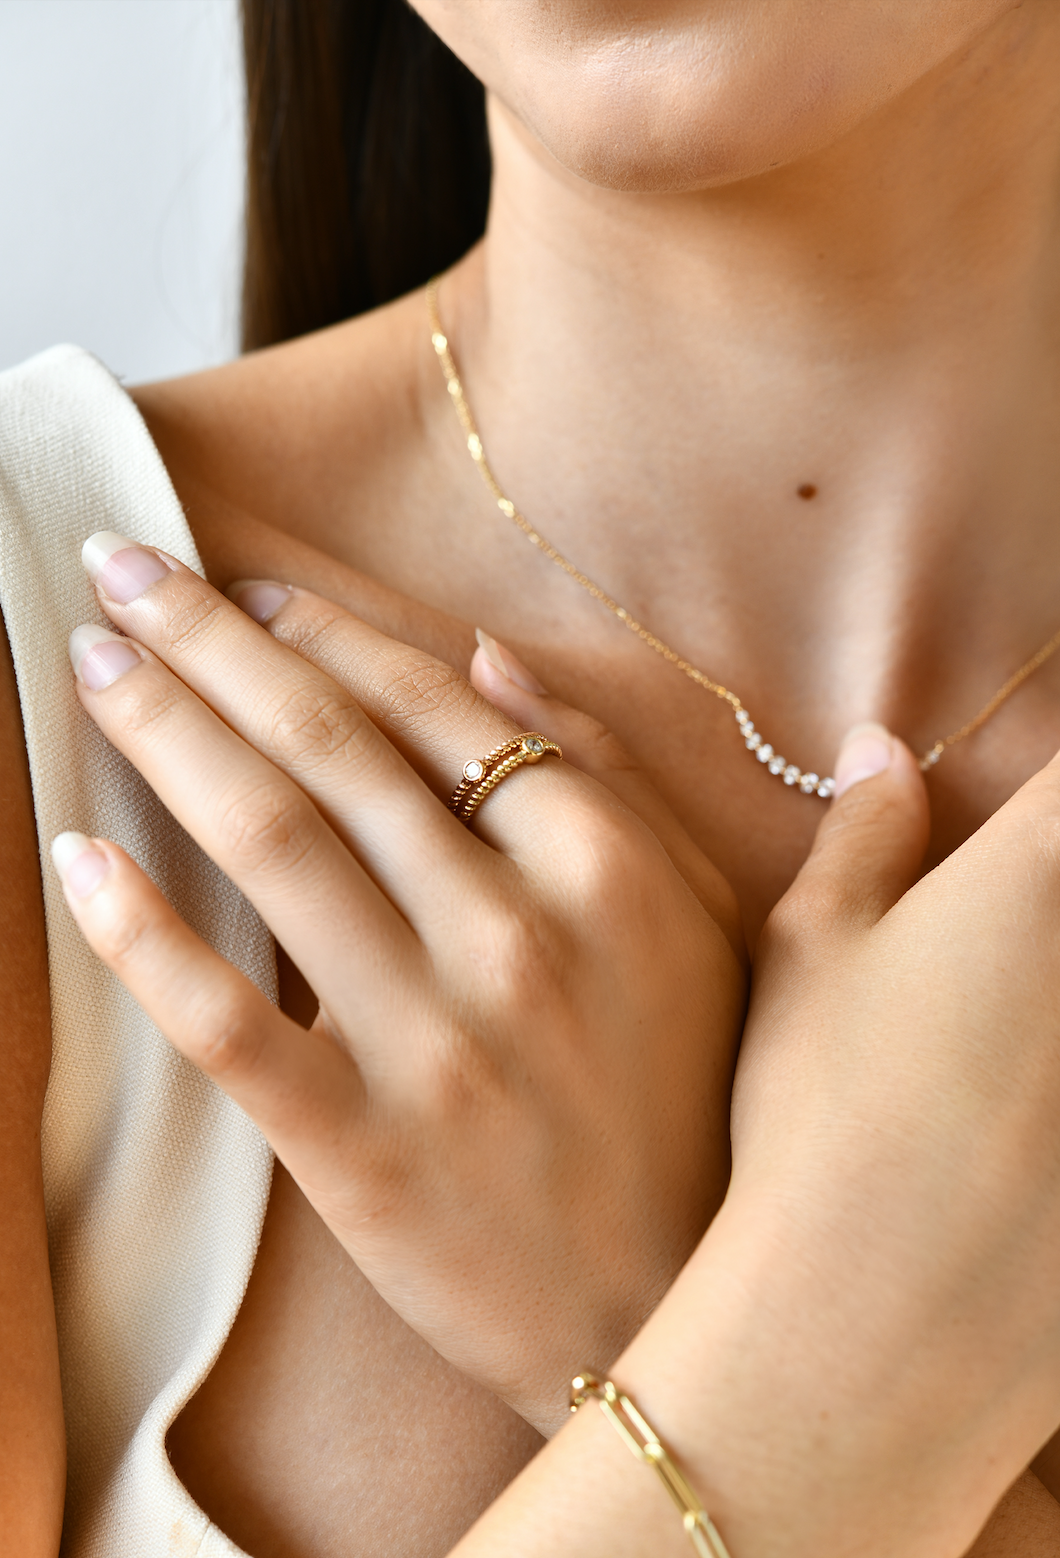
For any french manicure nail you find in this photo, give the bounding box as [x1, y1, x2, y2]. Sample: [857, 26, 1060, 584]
[475, 628, 548, 695]
[51, 831, 110, 898]
[69, 624, 143, 690]
[833, 721, 895, 797]
[227, 578, 292, 625]
[82, 531, 171, 604]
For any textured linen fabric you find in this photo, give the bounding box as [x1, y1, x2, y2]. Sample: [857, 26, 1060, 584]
[0, 346, 276, 1557]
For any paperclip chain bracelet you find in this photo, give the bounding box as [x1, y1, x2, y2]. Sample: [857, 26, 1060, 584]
[570, 1373, 733, 1558]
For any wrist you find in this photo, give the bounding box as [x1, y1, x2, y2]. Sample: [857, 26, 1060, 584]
[608, 1189, 1043, 1558]
[454, 1183, 1047, 1558]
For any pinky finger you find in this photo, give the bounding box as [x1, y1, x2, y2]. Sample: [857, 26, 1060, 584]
[49, 833, 364, 1171]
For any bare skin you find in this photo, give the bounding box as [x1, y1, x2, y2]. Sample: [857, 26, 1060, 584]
[166, 1163, 544, 1558]
[0, 568, 548, 1558]
[138, 57, 1060, 941]
[124, 4, 1060, 1549]
[7, 0, 1060, 1551]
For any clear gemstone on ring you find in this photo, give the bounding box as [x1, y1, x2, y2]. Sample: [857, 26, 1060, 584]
[524, 736, 545, 754]
[799, 772, 819, 794]
[463, 759, 484, 781]
[783, 765, 801, 785]
[756, 744, 774, 764]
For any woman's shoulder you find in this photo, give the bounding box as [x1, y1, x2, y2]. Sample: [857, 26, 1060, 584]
[130, 287, 437, 568]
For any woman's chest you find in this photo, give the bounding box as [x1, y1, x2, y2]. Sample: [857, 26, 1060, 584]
[187, 473, 1060, 945]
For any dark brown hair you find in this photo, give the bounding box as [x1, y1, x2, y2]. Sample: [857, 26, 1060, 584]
[241, 0, 490, 350]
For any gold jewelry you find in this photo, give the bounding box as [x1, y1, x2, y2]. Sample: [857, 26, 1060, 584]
[448, 732, 562, 822]
[570, 1372, 733, 1558]
[428, 280, 1060, 798]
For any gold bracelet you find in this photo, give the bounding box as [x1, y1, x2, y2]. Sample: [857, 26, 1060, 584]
[570, 1373, 733, 1558]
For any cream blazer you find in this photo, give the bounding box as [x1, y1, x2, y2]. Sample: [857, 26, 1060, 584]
[0, 345, 274, 1557]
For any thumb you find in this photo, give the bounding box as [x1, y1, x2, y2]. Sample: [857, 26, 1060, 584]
[779, 722, 931, 941]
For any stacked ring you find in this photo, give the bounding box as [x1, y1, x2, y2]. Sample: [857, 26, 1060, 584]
[448, 732, 563, 822]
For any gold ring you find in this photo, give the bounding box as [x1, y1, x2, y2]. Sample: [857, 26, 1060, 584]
[447, 732, 562, 822]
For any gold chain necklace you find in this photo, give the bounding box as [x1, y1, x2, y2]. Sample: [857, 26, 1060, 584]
[427, 280, 1060, 799]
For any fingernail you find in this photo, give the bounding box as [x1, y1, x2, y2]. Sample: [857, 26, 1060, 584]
[226, 578, 292, 625]
[82, 531, 171, 603]
[51, 831, 110, 898]
[69, 624, 142, 690]
[474, 628, 547, 694]
[833, 722, 895, 797]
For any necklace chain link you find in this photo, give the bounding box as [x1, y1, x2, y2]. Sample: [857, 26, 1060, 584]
[428, 279, 1060, 797]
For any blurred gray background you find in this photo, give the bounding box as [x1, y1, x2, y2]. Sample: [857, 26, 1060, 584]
[0, 0, 244, 384]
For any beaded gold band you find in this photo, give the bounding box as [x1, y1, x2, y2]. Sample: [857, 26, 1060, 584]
[570, 1373, 733, 1558]
[447, 732, 562, 822]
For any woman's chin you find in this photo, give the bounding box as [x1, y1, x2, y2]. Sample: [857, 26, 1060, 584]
[418, 0, 1029, 196]
[517, 117, 824, 196]
[494, 76, 864, 197]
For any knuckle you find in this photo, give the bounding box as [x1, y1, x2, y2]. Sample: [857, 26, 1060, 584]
[94, 894, 157, 971]
[420, 1024, 504, 1113]
[112, 676, 186, 742]
[556, 804, 651, 899]
[762, 880, 841, 954]
[154, 586, 228, 654]
[274, 602, 348, 661]
[340, 1123, 415, 1227]
[193, 993, 268, 1080]
[264, 685, 373, 772]
[468, 897, 565, 1009]
[830, 779, 898, 831]
[374, 656, 479, 734]
[216, 777, 319, 877]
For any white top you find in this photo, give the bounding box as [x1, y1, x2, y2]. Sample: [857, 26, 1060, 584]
[0, 346, 275, 1556]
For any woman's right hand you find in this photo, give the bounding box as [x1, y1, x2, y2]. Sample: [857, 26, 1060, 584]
[54, 535, 746, 1439]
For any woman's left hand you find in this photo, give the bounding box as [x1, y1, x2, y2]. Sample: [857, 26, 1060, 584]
[54, 533, 745, 1436]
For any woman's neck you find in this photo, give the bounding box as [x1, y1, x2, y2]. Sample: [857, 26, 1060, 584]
[446, 4, 1060, 739]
